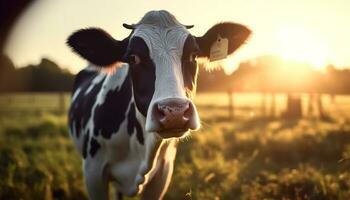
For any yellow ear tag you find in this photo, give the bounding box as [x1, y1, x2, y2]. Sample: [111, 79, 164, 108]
[209, 35, 229, 62]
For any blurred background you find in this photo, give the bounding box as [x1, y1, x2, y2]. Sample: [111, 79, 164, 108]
[1, 0, 350, 199]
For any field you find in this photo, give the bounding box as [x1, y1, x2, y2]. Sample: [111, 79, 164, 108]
[0, 93, 350, 200]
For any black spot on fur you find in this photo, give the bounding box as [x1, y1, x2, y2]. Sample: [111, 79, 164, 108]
[67, 28, 129, 66]
[127, 37, 155, 116]
[127, 103, 144, 145]
[68, 70, 105, 138]
[135, 120, 144, 145]
[72, 69, 98, 91]
[93, 75, 132, 139]
[82, 132, 89, 159]
[89, 137, 101, 157]
[127, 104, 135, 135]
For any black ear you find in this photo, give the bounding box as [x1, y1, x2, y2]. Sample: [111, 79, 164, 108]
[67, 28, 129, 66]
[195, 22, 251, 58]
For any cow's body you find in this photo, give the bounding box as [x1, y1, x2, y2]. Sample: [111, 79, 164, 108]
[68, 10, 250, 200]
[69, 65, 176, 199]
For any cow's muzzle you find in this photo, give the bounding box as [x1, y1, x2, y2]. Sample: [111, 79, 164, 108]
[147, 98, 199, 138]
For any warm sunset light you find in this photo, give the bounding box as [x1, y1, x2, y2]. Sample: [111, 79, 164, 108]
[4, 0, 350, 73]
[3, 1, 350, 200]
[275, 26, 330, 70]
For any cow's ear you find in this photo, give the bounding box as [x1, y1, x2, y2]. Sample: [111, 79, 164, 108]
[67, 28, 129, 67]
[195, 22, 251, 58]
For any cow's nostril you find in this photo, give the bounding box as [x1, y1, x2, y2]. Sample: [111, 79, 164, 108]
[156, 106, 167, 123]
[183, 105, 192, 120]
[156, 105, 166, 118]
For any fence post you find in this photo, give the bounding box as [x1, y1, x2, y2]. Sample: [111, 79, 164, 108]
[316, 94, 325, 118]
[228, 89, 234, 120]
[270, 92, 276, 117]
[261, 92, 267, 117]
[307, 93, 314, 117]
[284, 93, 302, 119]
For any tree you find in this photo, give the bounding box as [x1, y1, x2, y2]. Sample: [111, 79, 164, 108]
[0, 57, 74, 93]
[0, 54, 17, 92]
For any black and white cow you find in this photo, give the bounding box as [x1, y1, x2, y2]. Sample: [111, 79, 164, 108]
[67, 10, 250, 200]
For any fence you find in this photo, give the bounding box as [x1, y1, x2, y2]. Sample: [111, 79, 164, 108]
[1, 92, 350, 120]
[195, 92, 350, 120]
[0, 93, 70, 117]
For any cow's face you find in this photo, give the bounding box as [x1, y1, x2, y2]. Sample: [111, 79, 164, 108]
[67, 10, 250, 139]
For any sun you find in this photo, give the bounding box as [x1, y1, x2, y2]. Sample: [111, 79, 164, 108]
[275, 26, 330, 70]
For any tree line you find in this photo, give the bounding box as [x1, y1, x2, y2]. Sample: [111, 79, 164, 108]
[1, 54, 350, 94]
[0, 54, 74, 93]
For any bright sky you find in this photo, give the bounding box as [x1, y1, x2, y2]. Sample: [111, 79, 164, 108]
[4, 0, 350, 73]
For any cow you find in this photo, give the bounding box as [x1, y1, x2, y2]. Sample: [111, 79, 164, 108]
[67, 10, 250, 200]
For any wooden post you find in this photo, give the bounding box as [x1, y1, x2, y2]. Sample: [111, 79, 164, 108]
[316, 94, 325, 118]
[270, 92, 276, 118]
[261, 92, 267, 117]
[284, 93, 302, 119]
[307, 93, 314, 117]
[228, 89, 234, 119]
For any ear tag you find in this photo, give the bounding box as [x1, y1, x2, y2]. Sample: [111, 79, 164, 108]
[209, 35, 228, 62]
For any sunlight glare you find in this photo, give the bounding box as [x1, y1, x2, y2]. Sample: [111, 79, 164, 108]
[275, 26, 330, 70]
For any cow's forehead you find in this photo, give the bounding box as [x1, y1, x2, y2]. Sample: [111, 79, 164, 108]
[130, 25, 190, 58]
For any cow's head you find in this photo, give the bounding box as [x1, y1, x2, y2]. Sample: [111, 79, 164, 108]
[67, 10, 250, 139]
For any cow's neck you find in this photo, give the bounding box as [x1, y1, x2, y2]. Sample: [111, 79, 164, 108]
[100, 65, 174, 195]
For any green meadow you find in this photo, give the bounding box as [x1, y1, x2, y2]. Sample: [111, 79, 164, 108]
[0, 93, 349, 199]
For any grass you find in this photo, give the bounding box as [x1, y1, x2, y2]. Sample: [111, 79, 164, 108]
[165, 118, 350, 200]
[0, 93, 350, 199]
[0, 117, 85, 200]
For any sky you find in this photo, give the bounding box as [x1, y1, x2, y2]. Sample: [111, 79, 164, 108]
[4, 0, 350, 73]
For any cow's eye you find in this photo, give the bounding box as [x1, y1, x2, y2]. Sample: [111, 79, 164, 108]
[128, 54, 141, 65]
